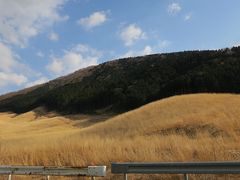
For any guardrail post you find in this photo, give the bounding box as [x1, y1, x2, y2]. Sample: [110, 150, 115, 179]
[46, 175, 50, 180]
[124, 173, 128, 180]
[91, 177, 95, 180]
[8, 174, 12, 180]
[184, 174, 188, 180]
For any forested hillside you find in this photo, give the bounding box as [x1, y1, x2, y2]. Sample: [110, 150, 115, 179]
[1, 47, 240, 114]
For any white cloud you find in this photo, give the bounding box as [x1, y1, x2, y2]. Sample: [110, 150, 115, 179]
[77, 11, 108, 29]
[121, 45, 153, 58]
[25, 77, 49, 88]
[48, 32, 59, 41]
[0, 0, 68, 47]
[47, 44, 100, 76]
[121, 40, 171, 58]
[0, 42, 19, 72]
[120, 24, 146, 46]
[168, 3, 181, 14]
[0, 42, 41, 89]
[47, 59, 64, 75]
[37, 51, 45, 58]
[158, 40, 171, 49]
[142, 46, 153, 55]
[184, 13, 192, 21]
[233, 42, 240, 47]
[0, 72, 27, 87]
[0, 42, 37, 75]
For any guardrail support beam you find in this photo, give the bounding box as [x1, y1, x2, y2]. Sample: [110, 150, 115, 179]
[124, 173, 128, 180]
[0, 165, 106, 179]
[112, 161, 240, 179]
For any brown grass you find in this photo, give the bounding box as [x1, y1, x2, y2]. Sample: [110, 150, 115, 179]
[0, 93, 240, 179]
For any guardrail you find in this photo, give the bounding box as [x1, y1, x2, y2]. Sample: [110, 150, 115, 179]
[0, 165, 106, 180]
[111, 161, 240, 180]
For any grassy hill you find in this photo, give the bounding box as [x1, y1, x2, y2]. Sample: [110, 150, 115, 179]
[80, 93, 240, 138]
[0, 94, 240, 179]
[1, 47, 240, 114]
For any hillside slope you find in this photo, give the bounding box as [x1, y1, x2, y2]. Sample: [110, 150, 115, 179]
[1, 93, 239, 140]
[1, 47, 240, 114]
[79, 93, 240, 138]
[0, 94, 240, 179]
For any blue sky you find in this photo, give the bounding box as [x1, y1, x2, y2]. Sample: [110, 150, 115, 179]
[0, 0, 240, 95]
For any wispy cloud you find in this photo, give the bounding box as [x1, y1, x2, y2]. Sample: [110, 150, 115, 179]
[120, 40, 171, 58]
[158, 40, 171, 49]
[168, 3, 181, 15]
[121, 45, 153, 58]
[0, 72, 27, 87]
[184, 13, 192, 21]
[48, 32, 59, 41]
[120, 24, 146, 46]
[37, 51, 45, 58]
[0, 0, 68, 47]
[0, 42, 19, 72]
[47, 44, 101, 76]
[25, 77, 49, 88]
[0, 42, 49, 90]
[0, 42, 28, 87]
[77, 11, 108, 29]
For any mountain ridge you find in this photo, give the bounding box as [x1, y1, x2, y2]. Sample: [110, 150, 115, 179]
[1, 47, 240, 114]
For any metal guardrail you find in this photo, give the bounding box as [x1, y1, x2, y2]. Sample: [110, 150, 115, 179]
[111, 161, 240, 180]
[0, 165, 106, 180]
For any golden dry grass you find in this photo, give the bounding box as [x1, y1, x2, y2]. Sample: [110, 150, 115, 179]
[0, 93, 240, 179]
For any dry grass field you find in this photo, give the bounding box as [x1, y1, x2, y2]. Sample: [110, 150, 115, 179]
[0, 93, 240, 179]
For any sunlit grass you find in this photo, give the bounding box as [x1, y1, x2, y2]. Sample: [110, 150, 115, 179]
[0, 93, 240, 179]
